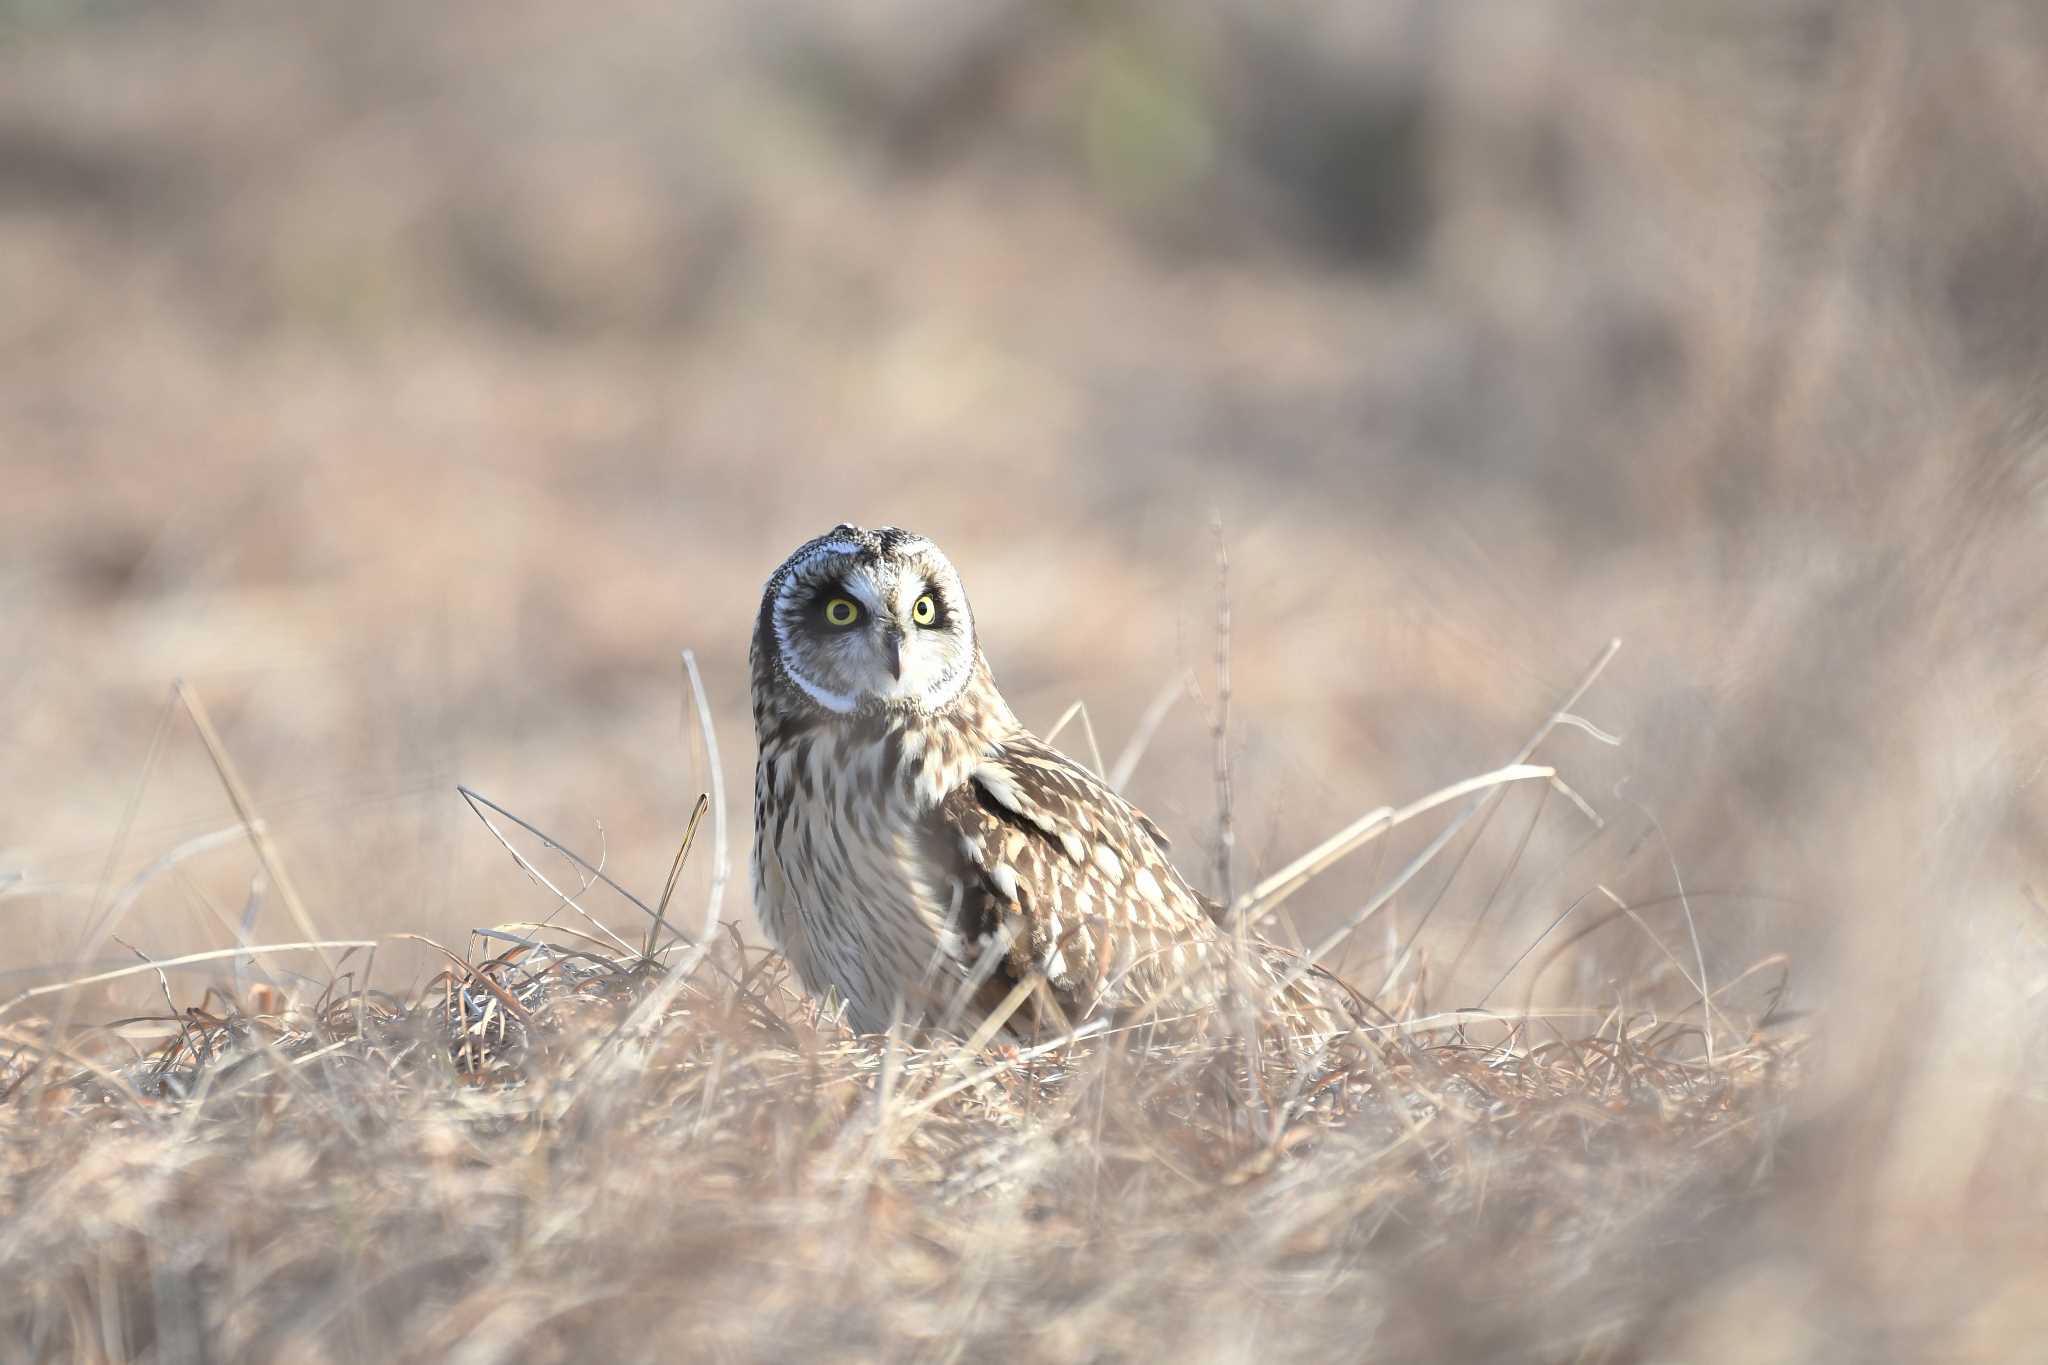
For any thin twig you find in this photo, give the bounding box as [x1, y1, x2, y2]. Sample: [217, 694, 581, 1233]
[1210, 516, 1236, 911]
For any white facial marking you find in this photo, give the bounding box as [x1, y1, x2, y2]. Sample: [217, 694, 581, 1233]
[778, 648, 860, 713]
[845, 572, 886, 618]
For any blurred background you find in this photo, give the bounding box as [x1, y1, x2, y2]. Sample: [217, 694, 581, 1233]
[3, 0, 2046, 1346]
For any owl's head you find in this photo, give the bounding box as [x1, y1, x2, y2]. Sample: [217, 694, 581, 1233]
[752, 525, 981, 719]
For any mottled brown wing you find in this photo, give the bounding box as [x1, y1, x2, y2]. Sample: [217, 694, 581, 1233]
[929, 733, 1224, 1026]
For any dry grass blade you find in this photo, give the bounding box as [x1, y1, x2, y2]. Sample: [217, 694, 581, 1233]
[667, 795, 712, 920]
[1238, 762, 1558, 930]
[388, 933, 538, 1027]
[681, 649, 731, 940]
[1241, 640, 1622, 999]
[1042, 699, 1109, 779]
[75, 824, 256, 966]
[1618, 794, 1717, 1065]
[174, 680, 335, 977]
[456, 785, 669, 953]
[0, 940, 378, 1019]
[649, 793, 711, 957]
[1107, 672, 1188, 794]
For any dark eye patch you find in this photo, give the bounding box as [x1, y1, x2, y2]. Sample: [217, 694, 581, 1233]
[914, 583, 951, 628]
[807, 584, 864, 629]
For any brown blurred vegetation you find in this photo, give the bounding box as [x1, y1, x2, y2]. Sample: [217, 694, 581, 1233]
[3, 0, 2046, 1358]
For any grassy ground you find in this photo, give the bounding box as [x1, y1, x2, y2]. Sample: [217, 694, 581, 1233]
[3, 832, 1799, 1362]
[4, 0, 2046, 1359]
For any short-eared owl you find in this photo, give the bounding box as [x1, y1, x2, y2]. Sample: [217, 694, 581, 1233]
[750, 525, 1358, 1039]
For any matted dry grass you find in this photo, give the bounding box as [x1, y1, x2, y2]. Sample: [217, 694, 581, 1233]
[0, 918, 1798, 1364]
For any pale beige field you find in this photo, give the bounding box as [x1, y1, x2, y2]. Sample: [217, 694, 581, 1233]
[3, 2, 2045, 1360]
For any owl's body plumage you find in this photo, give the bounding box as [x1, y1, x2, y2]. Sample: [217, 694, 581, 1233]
[750, 525, 1356, 1039]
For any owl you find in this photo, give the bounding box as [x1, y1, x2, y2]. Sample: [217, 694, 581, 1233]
[749, 524, 1360, 1041]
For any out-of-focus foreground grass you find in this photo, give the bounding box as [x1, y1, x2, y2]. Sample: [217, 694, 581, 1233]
[2, 1, 2044, 1359]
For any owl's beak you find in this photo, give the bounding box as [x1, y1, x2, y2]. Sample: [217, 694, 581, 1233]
[883, 629, 904, 680]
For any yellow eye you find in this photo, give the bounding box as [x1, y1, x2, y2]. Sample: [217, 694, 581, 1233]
[824, 597, 860, 627]
[912, 594, 937, 626]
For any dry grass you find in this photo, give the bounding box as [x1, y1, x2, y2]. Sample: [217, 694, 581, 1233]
[1, 846, 1799, 1364]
